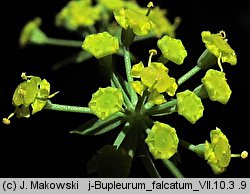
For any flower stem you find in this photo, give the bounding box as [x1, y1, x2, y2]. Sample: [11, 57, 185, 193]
[111, 72, 134, 110]
[179, 139, 196, 152]
[177, 65, 201, 85]
[44, 100, 93, 114]
[144, 99, 177, 116]
[45, 37, 82, 48]
[123, 46, 138, 105]
[135, 90, 149, 113]
[161, 159, 184, 178]
[139, 133, 161, 178]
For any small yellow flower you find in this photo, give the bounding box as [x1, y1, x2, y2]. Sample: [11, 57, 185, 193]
[19, 17, 47, 47]
[82, 32, 119, 59]
[55, 0, 101, 31]
[201, 69, 232, 104]
[89, 87, 123, 120]
[176, 90, 204, 124]
[157, 35, 187, 65]
[145, 122, 179, 160]
[201, 31, 237, 65]
[204, 128, 231, 174]
[3, 73, 58, 124]
[113, 8, 153, 36]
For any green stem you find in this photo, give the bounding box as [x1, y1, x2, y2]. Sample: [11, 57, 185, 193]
[112, 72, 134, 110]
[177, 65, 201, 85]
[45, 37, 82, 48]
[161, 159, 184, 178]
[179, 139, 196, 152]
[123, 46, 138, 105]
[44, 100, 93, 114]
[157, 54, 169, 64]
[135, 90, 149, 113]
[144, 99, 177, 116]
[139, 132, 161, 178]
[113, 122, 131, 149]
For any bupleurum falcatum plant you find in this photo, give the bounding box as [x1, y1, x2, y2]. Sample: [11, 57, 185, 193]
[3, 0, 248, 177]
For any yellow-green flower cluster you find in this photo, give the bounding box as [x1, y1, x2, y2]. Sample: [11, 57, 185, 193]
[145, 121, 179, 160]
[131, 61, 178, 105]
[204, 128, 231, 174]
[55, 0, 101, 31]
[201, 69, 232, 104]
[176, 90, 204, 124]
[82, 32, 119, 59]
[89, 87, 123, 120]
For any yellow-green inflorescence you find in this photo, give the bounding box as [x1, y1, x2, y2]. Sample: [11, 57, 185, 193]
[176, 90, 204, 124]
[55, 0, 101, 31]
[204, 128, 231, 174]
[3, 73, 58, 125]
[82, 32, 119, 59]
[89, 87, 123, 120]
[131, 51, 178, 105]
[201, 69, 232, 104]
[145, 121, 179, 160]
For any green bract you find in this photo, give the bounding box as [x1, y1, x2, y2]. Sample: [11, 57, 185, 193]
[19, 17, 47, 47]
[201, 69, 232, 104]
[113, 8, 153, 36]
[157, 35, 187, 65]
[145, 122, 179, 160]
[177, 90, 204, 124]
[201, 31, 237, 65]
[204, 128, 231, 174]
[12, 74, 52, 118]
[82, 32, 119, 59]
[55, 0, 101, 31]
[89, 87, 123, 120]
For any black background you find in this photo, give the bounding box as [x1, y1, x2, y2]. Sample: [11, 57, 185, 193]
[0, 0, 249, 177]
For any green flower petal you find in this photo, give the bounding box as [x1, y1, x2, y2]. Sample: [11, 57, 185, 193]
[12, 77, 41, 107]
[157, 35, 187, 65]
[131, 81, 146, 96]
[148, 89, 166, 105]
[201, 31, 237, 65]
[131, 61, 145, 78]
[82, 32, 119, 59]
[89, 87, 123, 120]
[201, 69, 232, 104]
[140, 66, 157, 88]
[55, 0, 101, 31]
[177, 90, 204, 124]
[204, 128, 231, 174]
[145, 122, 179, 159]
[114, 8, 153, 36]
[32, 79, 51, 114]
